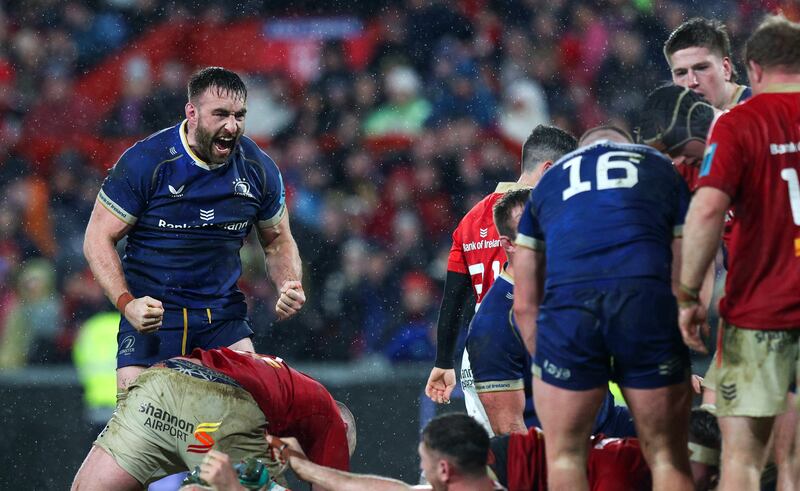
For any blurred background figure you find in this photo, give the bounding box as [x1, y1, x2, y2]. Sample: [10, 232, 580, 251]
[0, 258, 62, 368]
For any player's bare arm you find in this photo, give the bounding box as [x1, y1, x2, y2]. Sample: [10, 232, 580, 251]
[269, 435, 413, 491]
[679, 187, 730, 353]
[478, 390, 526, 435]
[257, 212, 305, 320]
[84, 198, 164, 334]
[512, 246, 545, 356]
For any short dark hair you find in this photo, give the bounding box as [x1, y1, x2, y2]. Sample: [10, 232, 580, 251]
[421, 413, 489, 478]
[521, 125, 577, 174]
[664, 18, 738, 80]
[744, 14, 800, 73]
[187, 67, 247, 102]
[493, 189, 531, 239]
[579, 125, 633, 146]
[688, 408, 720, 449]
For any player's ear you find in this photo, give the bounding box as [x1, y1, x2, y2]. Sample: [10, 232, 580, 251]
[439, 458, 453, 482]
[500, 235, 514, 254]
[721, 57, 733, 82]
[185, 101, 197, 122]
[747, 60, 763, 84]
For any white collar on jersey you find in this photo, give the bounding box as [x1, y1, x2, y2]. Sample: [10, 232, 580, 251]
[179, 120, 229, 171]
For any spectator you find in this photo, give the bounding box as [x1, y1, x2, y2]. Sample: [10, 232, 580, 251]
[363, 65, 431, 137]
[378, 271, 437, 362]
[0, 258, 63, 367]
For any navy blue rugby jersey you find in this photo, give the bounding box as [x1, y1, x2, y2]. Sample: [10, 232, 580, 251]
[516, 141, 690, 289]
[98, 120, 285, 311]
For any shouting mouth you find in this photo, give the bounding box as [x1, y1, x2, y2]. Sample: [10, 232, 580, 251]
[213, 135, 235, 155]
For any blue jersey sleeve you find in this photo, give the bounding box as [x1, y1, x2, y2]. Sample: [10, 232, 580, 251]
[515, 198, 545, 251]
[97, 146, 152, 225]
[253, 147, 287, 229]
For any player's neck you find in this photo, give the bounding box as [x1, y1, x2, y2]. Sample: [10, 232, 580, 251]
[722, 82, 744, 109]
[517, 172, 538, 187]
[753, 71, 800, 94]
[447, 475, 498, 490]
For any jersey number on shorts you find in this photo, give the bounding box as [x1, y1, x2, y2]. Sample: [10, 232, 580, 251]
[562, 152, 641, 201]
[468, 261, 500, 297]
[781, 168, 800, 226]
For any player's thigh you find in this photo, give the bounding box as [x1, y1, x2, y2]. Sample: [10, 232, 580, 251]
[606, 285, 690, 389]
[72, 445, 142, 491]
[532, 376, 606, 445]
[117, 365, 146, 391]
[95, 369, 190, 486]
[771, 394, 798, 467]
[534, 287, 608, 390]
[621, 382, 692, 458]
[717, 415, 775, 461]
[715, 323, 799, 418]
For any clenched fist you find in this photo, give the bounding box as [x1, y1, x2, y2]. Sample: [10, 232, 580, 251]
[124, 296, 164, 334]
[275, 280, 305, 320]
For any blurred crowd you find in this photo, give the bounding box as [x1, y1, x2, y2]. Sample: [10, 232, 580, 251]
[0, 0, 795, 366]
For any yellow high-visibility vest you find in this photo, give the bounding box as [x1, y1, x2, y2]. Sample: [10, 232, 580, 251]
[72, 311, 120, 410]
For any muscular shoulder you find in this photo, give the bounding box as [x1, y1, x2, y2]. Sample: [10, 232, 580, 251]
[238, 136, 281, 176]
[113, 125, 181, 176]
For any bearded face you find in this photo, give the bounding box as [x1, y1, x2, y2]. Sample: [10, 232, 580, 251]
[187, 87, 246, 164]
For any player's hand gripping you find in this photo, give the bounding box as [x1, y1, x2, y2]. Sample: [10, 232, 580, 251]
[124, 296, 164, 334]
[276, 280, 305, 320]
[425, 367, 456, 404]
[199, 450, 245, 491]
[266, 434, 307, 470]
[679, 302, 710, 354]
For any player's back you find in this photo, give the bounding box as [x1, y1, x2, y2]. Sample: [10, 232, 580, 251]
[530, 141, 688, 289]
[188, 347, 349, 469]
[701, 90, 800, 328]
[448, 183, 529, 305]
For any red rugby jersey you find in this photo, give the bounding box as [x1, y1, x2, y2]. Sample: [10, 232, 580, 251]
[698, 87, 800, 329]
[501, 428, 650, 491]
[586, 436, 651, 491]
[447, 182, 530, 305]
[189, 347, 349, 470]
